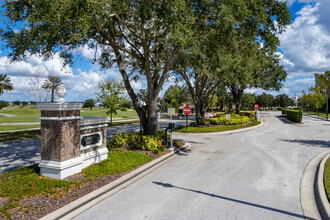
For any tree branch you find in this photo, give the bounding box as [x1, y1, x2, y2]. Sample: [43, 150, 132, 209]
[109, 13, 141, 39]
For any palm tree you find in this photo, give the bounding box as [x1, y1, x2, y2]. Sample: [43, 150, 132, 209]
[0, 74, 14, 96]
[42, 76, 62, 102]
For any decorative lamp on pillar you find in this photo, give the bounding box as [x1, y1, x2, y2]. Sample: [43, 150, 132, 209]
[56, 83, 66, 103]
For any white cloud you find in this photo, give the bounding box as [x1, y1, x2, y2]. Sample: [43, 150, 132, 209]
[277, 1, 330, 96]
[0, 52, 127, 102]
[279, 3, 330, 77]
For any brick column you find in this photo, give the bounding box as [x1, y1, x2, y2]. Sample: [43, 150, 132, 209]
[37, 103, 83, 179]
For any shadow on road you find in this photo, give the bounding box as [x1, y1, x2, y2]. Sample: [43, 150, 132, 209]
[0, 138, 40, 174]
[174, 147, 192, 156]
[152, 181, 313, 220]
[275, 116, 292, 125]
[281, 139, 330, 148]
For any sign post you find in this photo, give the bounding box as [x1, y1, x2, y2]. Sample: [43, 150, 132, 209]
[183, 106, 192, 129]
[254, 103, 260, 122]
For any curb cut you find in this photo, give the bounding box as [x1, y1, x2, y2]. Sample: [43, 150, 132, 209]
[40, 144, 192, 220]
[301, 149, 330, 220]
[173, 116, 264, 135]
[315, 153, 330, 219]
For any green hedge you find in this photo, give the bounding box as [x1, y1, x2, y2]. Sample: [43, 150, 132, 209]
[282, 109, 287, 115]
[210, 114, 249, 125]
[284, 109, 302, 123]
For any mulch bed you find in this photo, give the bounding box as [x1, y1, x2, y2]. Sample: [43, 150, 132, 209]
[0, 143, 184, 220]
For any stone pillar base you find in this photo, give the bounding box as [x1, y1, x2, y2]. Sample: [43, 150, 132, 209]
[39, 147, 108, 179]
[81, 147, 109, 169]
[39, 157, 83, 180]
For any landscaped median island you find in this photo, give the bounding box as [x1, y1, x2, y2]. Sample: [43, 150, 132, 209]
[174, 112, 261, 133]
[0, 147, 172, 219]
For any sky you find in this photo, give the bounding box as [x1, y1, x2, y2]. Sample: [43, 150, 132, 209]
[0, 0, 330, 102]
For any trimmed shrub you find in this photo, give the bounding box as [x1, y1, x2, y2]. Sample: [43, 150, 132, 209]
[210, 114, 250, 125]
[136, 135, 165, 153]
[239, 111, 255, 119]
[108, 133, 127, 149]
[285, 109, 302, 123]
[282, 109, 287, 115]
[108, 130, 166, 154]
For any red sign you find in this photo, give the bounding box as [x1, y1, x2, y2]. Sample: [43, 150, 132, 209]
[254, 104, 259, 109]
[183, 106, 192, 115]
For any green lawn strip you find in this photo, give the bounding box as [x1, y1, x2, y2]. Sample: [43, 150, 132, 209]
[82, 149, 152, 178]
[0, 130, 41, 142]
[0, 149, 153, 218]
[0, 165, 78, 218]
[108, 120, 140, 127]
[304, 111, 328, 119]
[80, 108, 138, 118]
[324, 157, 330, 202]
[174, 120, 261, 133]
[0, 124, 40, 132]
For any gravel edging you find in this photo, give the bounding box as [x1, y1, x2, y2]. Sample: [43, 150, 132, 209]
[40, 144, 191, 220]
[300, 149, 330, 220]
[315, 153, 330, 219]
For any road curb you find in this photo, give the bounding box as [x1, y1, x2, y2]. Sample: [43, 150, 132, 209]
[315, 153, 330, 219]
[173, 116, 264, 135]
[301, 149, 330, 220]
[0, 128, 40, 134]
[40, 144, 192, 220]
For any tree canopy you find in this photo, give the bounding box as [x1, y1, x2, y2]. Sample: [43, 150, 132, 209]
[1, 0, 291, 129]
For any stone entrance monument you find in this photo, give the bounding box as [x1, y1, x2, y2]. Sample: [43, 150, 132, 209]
[37, 84, 108, 179]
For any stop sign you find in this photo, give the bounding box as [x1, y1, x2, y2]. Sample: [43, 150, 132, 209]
[254, 104, 259, 109]
[183, 106, 192, 115]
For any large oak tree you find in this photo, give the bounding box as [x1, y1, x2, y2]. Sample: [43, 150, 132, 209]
[1, 0, 193, 134]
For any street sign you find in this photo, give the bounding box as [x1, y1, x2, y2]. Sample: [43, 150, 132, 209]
[167, 107, 176, 116]
[183, 106, 192, 115]
[254, 104, 259, 109]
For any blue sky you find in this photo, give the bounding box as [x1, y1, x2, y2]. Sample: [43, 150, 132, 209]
[1, 0, 329, 102]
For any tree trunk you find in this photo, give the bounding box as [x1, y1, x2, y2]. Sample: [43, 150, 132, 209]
[144, 98, 158, 134]
[51, 88, 55, 102]
[231, 87, 243, 114]
[195, 101, 205, 125]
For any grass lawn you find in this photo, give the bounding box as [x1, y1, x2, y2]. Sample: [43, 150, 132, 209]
[0, 124, 40, 132]
[0, 149, 152, 218]
[174, 119, 261, 133]
[0, 130, 41, 142]
[324, 157, 330, 201]
[0, 105, 40, 123]
[304, 111, 329, 119]
[81, 108, 138, 118]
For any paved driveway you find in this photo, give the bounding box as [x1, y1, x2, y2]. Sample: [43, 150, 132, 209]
[74, 112, 330, 220]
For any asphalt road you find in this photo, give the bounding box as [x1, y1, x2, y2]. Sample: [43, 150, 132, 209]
[73, 112, 330, 220]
